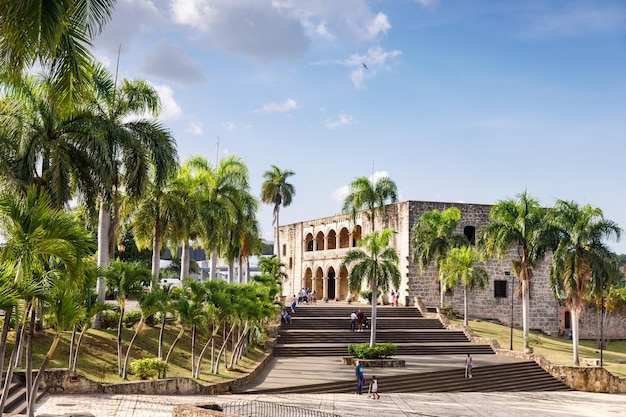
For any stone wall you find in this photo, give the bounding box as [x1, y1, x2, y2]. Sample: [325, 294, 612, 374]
[173, 405, 239, 417]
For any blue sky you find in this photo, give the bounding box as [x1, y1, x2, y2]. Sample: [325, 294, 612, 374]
[92, 0, 626, 252]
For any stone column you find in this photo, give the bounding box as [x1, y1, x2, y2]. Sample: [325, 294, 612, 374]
[335, 277, 341, 301]
[323, 276, 328, 300]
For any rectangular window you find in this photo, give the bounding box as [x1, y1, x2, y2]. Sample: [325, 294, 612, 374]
[494, 280, 507, 298]
[282, 244, 286, 257]
[289, 257, 293, 269]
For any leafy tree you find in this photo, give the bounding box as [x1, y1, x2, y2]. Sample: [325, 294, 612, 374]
[258, 255, 288, 287]
[342, 175, 398, 234]
[549, 200, 621, 365]
[478, 191, 554, 351]
[411, 208, 468, 307]
[440, 246, 489, 326]
[86, 64, 177, 319]
[0, 0, 116, 107]
[260, 165, 295, 262]
[341, 228, 400, 347]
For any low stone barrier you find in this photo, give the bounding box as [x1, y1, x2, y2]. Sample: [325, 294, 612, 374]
[341, 357, 405, 367]
[172, 404, 239, 417]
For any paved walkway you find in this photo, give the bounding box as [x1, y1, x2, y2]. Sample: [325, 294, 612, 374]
[35, 355, 626, 416]
[35, 391, 626, 416]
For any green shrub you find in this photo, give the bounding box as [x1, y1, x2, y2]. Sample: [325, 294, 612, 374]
[123, 311, 142, 328]
[129, 358, 169, 379]
[348, 343, 397, 359]
[360, 290, 373, 304]
[100, 311, 119, 329]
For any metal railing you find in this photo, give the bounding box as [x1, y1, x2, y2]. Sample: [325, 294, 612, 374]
[219, 400, 342, 417]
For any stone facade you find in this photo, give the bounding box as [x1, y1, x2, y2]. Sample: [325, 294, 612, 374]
[278, 200, 564, 335]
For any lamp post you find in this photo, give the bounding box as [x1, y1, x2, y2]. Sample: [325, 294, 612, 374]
[506, 271, 513, 350]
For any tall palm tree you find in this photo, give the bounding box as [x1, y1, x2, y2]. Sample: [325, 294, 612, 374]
[342, 175, 397, 234]
[478, 191, 554, 351]
[549, 200, 621, 365]
[341, 228, 400, 347]
[411, 208, 469, 307]
[260, 165, 295, 262]
[440, 246, 489, 326]
[87, 64, 178, 317]
[0, 0, 116, 106]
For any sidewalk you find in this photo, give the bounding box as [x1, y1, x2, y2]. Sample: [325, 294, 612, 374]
[36, 391, 626, 416]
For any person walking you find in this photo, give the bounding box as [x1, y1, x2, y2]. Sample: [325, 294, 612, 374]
[465, 353, 473, 378]
[371, 376, 380, 400]
[355, 361, 365, 395]
[350, 310, 357, 332]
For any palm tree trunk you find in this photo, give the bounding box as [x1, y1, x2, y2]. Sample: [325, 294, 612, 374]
[522, 280, 530, 351]
[117, 305, 125, 376]
[214, 323, 236, 374]
[27, 333, 61, 417]
[190, 324, 196, 377]
[571, 300, 581, 366]
[194, 326, 217, 378]
[94, 202, 110, 329]
[275, 209, 281, 262]
[122, 320, 145, 379]
[152, 220, 162, 286]
[0, 308, 12, 387]
[238, 258, 244, 283]
[180, 240, 190, 280]
[228, 259, 235, 284]
[69, 326, 77, 369]
[463, 287, 469, 326]
[158, 317, 166, 359]
[25, 305, 36, 415]
[439, 272, 445, 307]
[164, 327, 185, 364]
[0, 309, 16, 415]
[72, 324, 89, 372]
[210, 251, 218, 280]
[369, 277, 377, 348]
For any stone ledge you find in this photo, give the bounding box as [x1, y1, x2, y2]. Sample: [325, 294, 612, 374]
[341, 357, 405, 367]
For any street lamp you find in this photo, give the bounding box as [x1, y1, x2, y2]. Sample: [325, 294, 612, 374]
[506, 271, 513, 350]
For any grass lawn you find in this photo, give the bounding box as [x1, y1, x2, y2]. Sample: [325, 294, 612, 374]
[455, 318, 626, 377]
[2, 325, 266, 384]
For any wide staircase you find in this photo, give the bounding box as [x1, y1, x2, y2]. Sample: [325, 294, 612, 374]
[251, 305, 571, 393]
[274, 306, 494, 357]
[0, 377, 30, 415]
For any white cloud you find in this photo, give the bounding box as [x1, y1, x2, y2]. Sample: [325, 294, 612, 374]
[415, 0, 440, 9]
[346, 46, 402, 88]
[366, 12, 391, 38]
[254, 98, 298, 113]
[222, 121, 237, 132]
[333, 170, 392, 202]
[185, 121, 203, 135]
[152, 84, 183, 121]
[325, 111, 355, 129]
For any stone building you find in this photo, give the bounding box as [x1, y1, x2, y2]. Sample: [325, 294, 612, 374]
[279, 200, 565, 336]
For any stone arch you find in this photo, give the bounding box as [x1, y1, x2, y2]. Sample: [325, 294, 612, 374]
[315, 231, 325, 251]
[327, 229, 337, 250]
[314, 267, 324, 297]
[303, 267, 313, 291]
[327, 266, 336, 300]
[463, 225, 476, 245]
[352, 225, 362, 247]
[305, 233, 314, 252]
[339, 265, 350, 301]
[339, 227, 350, 248]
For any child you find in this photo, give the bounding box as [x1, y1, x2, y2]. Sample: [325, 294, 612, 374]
[465, 354, 473, 378]
[371, 375, 380, 400]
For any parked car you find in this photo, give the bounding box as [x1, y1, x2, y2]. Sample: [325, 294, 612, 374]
[159, 278, 182, 288]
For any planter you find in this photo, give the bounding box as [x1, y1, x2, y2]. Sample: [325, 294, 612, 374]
[341, 357, 405, 368]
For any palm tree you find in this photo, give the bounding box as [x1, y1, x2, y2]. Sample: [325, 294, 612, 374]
[439, 246, 489, 326]
[0, 187, 93, 417]
[549, 200, 621, 365]
[0, 0, 116, 106]
[411, 208, 469, 307]
[341, 228, 400, 347]
[342, 175, 397, 234]
[105, 260, 151, 376]
[121, 288, 160, 379]
[478, 191, 554, 352]
[0, 73, 102, 209]
[258, 256, 288, 287]
[260, 165, 295, 262]
[87, 64, 178, 318]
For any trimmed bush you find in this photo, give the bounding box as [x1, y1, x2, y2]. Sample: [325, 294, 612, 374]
[129, 358, 169, 379]
[360, 290, 373, 304]
[348, 343, 397, 359]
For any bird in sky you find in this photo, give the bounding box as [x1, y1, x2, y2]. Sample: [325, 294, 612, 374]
[363, 63, 368, 69]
